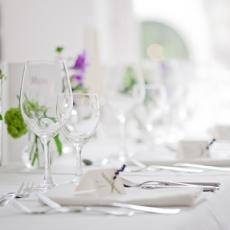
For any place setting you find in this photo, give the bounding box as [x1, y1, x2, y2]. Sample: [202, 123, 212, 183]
[0, 61, 221, 216]
[0, 59, 226, 219]
[3, 2, 230, 229]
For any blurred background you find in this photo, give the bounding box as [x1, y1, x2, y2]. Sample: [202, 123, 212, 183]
[2, 0, 230, 163]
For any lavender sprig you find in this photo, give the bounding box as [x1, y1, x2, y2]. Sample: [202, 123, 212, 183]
[71, 51, 89, 92]
[111, 164, 126, 192]
[113, 164, 126, 180]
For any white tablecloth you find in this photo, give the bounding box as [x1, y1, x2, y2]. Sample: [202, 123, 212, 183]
[0, 163, 230, 230]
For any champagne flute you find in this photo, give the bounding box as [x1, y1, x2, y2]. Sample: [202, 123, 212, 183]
[20, 61, 73, 191]
[62, 93, 100, 182]
[104, 65, 145, 162]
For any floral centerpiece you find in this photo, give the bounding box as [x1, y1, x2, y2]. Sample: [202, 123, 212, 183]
[0, 48, 91, 168]
[4, 101, 62, 167]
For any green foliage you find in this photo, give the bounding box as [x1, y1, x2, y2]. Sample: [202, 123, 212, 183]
[30, 134, 40, 166]
[72, 84, 88, 93]
[0, 69, 6, 80]
[4, 108, 27, 138]
[120, 66, 137, 94]
[54, 134, 62, 156]
[55, 46, 64, 54]
[23, 97, 47, 119]
[0, 114, 2, 120]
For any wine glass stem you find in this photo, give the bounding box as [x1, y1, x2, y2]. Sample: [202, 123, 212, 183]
[74, 143, 83, 177]
[41, 137, 53, 187]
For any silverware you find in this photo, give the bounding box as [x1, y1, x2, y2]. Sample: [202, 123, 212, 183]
[0, 182, 34, 206]
[37, 193, 180, 215]
[140, 185, 217, 192]
[36, 193, 134, 216]
[13, 199, 135, 216]
[123, 180, 219, 192]
[175, 163, 230, 172]
[111, 203, 180, 214]
[126, 157, 204, 173]
[148, 165, 204, 173]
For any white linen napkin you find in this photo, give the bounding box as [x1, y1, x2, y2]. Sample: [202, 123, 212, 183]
[47, 183, 203, 207]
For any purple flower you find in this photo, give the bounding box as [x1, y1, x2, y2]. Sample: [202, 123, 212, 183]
[72, 51, 88, 72]
[74, 75, 83, 83]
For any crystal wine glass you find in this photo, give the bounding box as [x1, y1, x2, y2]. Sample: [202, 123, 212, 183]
[20, 61, 73, 191]
[104, 65, 145, 162]
[61, 93, 100, 182]
[136, 83, 169, 146]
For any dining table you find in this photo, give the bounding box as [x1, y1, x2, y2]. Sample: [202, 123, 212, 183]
[0, 137, 230, 230]
[1, 153, 230, 230]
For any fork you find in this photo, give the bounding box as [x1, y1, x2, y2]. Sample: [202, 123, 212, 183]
[13, 199, 135, 216]
[0, 182, 34, 206]
[37, 193, 180, 215]
[123, 180, 219, 192]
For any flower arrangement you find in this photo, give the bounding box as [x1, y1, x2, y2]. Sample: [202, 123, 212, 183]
[4, 102, 63, 167]
[55, 47, 89, 93]
[0, 68, 62, 167]
[0, 49, 91, 167]
[71, 51, 88, 93]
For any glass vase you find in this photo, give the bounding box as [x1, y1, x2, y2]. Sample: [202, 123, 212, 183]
[22, 131, 44, 169]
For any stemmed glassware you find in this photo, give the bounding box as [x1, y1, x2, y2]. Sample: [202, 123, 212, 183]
[61, 93, 100, 182]
[135, 83, 169, 146]
[104, 65, 145, 162]
[20, 61, 73, 191]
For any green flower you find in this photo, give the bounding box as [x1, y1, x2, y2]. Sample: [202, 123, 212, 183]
[55, 46, 64, 54]
[4, 108, 28, 138]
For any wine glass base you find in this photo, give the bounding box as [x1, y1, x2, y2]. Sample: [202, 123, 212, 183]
[32, 179, 56, 192]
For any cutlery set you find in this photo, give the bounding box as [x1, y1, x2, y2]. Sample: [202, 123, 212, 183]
[1, 182, 181, 215]
[0, 163, 225, 216]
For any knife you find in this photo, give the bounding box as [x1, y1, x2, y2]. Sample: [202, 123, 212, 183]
[37, 193, 181, 215]
[175, 163, 230, 172]
[112, 202, 181, 214]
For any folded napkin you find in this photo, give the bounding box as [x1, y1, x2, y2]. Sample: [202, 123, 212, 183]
[47, 183, 203, 207]
[177, 140, 209, 160]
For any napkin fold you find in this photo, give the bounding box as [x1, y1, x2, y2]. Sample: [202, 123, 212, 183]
[75, 168, 125, 196]
[47, 183, 203, 207]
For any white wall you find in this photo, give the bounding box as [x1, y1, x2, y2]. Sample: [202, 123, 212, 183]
[0, 0, 137, 64]
[0, 0, 96, 61]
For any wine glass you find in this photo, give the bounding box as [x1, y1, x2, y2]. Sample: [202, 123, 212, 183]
[61, 93, 100, 182]
[104, 65, 145, 162]
[135, 83, 169, 146]
[20, 61, 73, 191]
